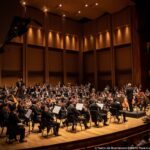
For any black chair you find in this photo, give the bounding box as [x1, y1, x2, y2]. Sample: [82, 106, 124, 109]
[90, 110, 102, 127]
[109, 107, 123, 123]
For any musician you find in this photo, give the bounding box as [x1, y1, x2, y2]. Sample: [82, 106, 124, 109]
[89, 100, 108, 127]
[126, 83, 134, 112]
[66, 102, 89, 131]
[7, 104, 26, 143]
[110, 99, 127, 123]
[40, 105, 60, 136]
[30, 101, 42, 131]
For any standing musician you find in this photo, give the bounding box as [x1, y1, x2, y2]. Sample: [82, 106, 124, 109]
[126, 83, 134, 112]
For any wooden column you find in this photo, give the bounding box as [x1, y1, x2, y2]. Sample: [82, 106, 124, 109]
[62, 17, 67, 84]
[93, 34, 98, 89]
[44, 11, 49, 83]
[109, 15, 116, 87]
[79, 35, 83, 84]
[22, 6, 28, 86]
[130, 6, 141, 85]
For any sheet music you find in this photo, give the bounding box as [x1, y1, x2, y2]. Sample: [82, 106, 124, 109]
[96, 103, 104, 110]
[76, 103, 83, 111]
[52, 106, 61, 114]
[25, 109, 32, 119]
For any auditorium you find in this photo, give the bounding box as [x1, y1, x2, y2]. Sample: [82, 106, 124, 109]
[0, 0, 150, 149]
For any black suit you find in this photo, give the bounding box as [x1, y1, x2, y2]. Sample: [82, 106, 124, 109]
[7, 111, 25, 142]
[41, 110, 60, 136]
[110, 101, 127, 122]
[126, 87, 133, 112]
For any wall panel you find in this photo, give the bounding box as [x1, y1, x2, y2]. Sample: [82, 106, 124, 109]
[28, 47, 44, 71]
[83, 52, 94, 74]
[115, 45, 132, 70]
[2, 45, 22, 71]
[97, 50, 111, 72]
[49, 50, 63, 72]
[66, 52, 79, 73]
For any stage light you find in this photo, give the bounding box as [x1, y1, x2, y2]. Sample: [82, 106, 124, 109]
[62, 14, 66, 17]
[22, 1, 26, 6]
[59, 4, 62, 8]
[43, 7, 48, 12]
[85, 4, 88, 7]
[95, 2, 99, 6]
[78, 10, 81, 14]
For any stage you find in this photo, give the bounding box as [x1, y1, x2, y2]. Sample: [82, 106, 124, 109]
[0, 116, 149, 150]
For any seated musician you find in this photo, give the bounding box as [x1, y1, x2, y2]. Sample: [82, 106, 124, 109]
[40, 105, 60, 136]
[89, 100, 108, 127]
[30, 101, 42, 131]
[110, 98, 127, 123]
[66, 102, 89, 131]
[7, 104, 26, 143]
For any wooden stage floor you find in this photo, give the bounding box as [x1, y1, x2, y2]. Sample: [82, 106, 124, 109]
[0, 117, 146, 150]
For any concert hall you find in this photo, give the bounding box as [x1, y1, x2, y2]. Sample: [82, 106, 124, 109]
[0, 0, 150, 149]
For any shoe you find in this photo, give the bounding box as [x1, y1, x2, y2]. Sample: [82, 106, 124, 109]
[104, 123, 109, 126]
[19, 139, 27, 143]
[124, 120, 128, 122]
[85, 126, 90, 129]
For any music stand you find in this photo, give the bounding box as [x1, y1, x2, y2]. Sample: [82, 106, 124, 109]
[52, 106, 61, 114]
[76, 103, 83, 111]
[25, 109, 32, 134]
[97, 103, 104, 110]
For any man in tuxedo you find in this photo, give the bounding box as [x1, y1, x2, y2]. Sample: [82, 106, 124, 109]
[7, 104, 26, 143]
[126, 83, 134, 112]
[110, 99, 127, 123]
[41, 106, 60, 136]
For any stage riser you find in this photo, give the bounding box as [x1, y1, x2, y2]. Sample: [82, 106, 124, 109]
[125, 111, 146, 118]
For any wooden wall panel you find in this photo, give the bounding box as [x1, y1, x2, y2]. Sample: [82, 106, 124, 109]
[27, 27, 44, 46]
[49, 50, 63, 72]
[49, 76, 63, 86]
[96, 32, 111, 49]
[26, 7, 44, 26]
[66, 76, 79, 85]
[97, 14, 110, 32]
[116, 74, 132, 87]
[114, 26, 131, 45]
[2, 45, 22, 71]
[112, 7, 131, 28]
[28, 76, 44, 86]
[28, 47, 44, 71]
[83, 52, 94, 74]
[115, 46, 132, 70]
[66, 52, 79, 73]
[1, 77, 19, 86]
[97, 50, 111, 72]
[48, 32, 63, 49]
[98, 75, 111, 90]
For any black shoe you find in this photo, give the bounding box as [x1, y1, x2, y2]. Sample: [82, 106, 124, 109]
[124, 120, 128, 122]
[19, 139, 27, 143]
[104, 123, 109, 126]
[85, 126, 90, 129]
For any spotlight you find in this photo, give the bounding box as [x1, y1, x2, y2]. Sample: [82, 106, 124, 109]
[62, 14, 66, 17]
[59, 4, 62, 7]
[95, 2, 99, 6]
[85, 4, 88, 7]
[78, 10, 81, 14]
[43, 7, 48, 12]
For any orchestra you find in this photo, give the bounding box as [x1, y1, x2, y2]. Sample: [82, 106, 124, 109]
[0, 79, 150, 143]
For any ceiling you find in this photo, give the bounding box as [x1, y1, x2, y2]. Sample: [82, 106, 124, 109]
[21, 0, 134, 21]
